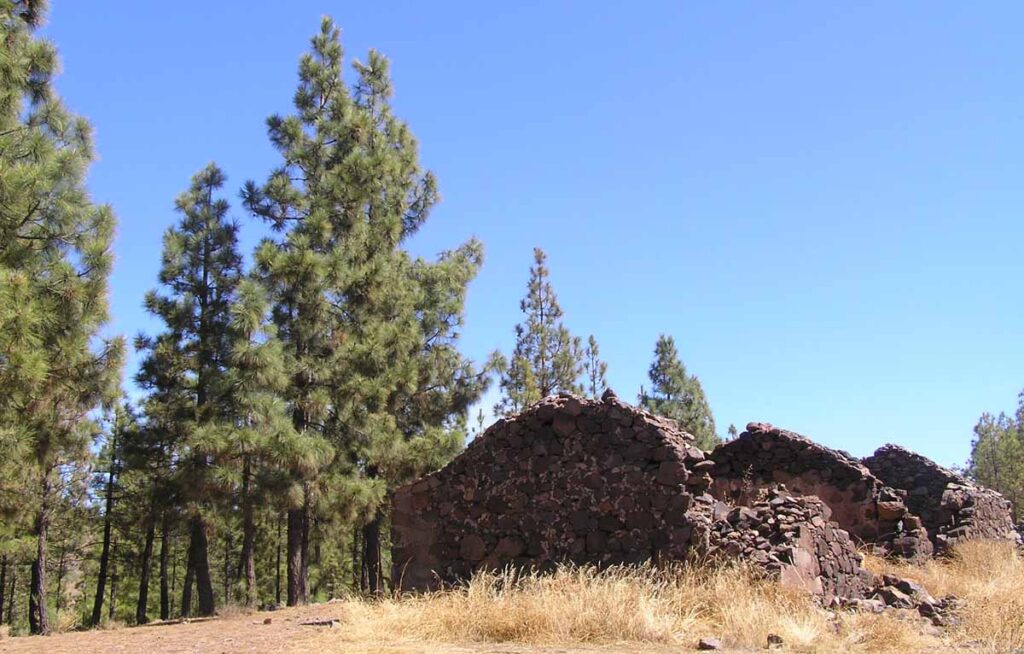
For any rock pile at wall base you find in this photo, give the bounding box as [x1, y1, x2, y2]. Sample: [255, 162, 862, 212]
[693, 486, 872, 602]
[709, 423, 933, 560]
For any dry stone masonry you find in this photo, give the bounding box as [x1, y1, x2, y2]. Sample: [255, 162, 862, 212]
[392, 391, 710, 591]
[392, 394, 876, 599]
[392, 394, 1014, 611]
[863, 444, 1017, 552]
[708, 423, 933, 559]
[691, 486, 873, 602]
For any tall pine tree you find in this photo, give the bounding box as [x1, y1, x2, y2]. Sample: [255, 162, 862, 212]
[244, 19, 358, 605]
[138, 164, 242, 617]
[0, 0, 124, 633]
[639, 334, 719, 450]
[245, 18, 491, 598]
[495, 248, 582, 415]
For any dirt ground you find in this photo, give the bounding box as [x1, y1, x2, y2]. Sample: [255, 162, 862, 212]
[0, 604, 686, 654]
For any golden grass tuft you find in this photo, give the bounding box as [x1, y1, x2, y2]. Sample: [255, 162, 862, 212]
[865, 539, 1024, 651]
[21, 541, 1019, 652]
[331, 562, 941, 653]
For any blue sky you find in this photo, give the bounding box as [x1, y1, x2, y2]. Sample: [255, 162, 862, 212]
[42, 2, 1023, 467]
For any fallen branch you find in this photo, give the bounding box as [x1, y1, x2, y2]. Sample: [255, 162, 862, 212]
[298, 618, 341, 627]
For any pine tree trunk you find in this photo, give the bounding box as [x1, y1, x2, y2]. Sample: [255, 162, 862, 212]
[286, 505, 307, 605]
[172, 538, 180, 615]
[0, 554, 7, 626]
[275, 513, 282, 607]
[6, 563, 16, 626]
[159, 516, 170, 620]
[362, 511, 383, 595]
[90, 441, 117, 626]
[28, 520, 48, 634]
[186, 515, 215, 616]
[287, 406, 309, 607]
[361, 466, 383, 595]
[28, 476, 51, 635]
[181, 542, 195, 618]
[136, 511, 156, 624]
[302, 507, 311, 598]
[222, 532, 231, 606]
[108, 540, 117, 621]
[351, 525, 361, 592]
[54, 544, 67, 618]
[239, 460, 257, 607]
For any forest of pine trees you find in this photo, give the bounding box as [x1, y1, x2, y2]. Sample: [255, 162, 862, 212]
[12, 2, 1021, 639]
[0, 7, 718, 634]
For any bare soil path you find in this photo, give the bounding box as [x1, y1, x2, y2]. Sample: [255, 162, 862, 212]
[0, 603, 688, 654]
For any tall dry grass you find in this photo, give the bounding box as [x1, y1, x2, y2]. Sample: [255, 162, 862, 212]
[334, 562, 942, 653]
[865, 539, 1024, 651]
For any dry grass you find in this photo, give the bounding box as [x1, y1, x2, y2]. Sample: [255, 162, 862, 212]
[6, 541, 1023, 653]
[330, 562, 941, 653]
[865, 539, 1024, 651]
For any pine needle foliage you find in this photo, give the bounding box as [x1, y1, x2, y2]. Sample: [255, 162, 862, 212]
[639, 334, 719, 450]
[136, 164, 243, 617]
[582, 335, 608, 399]
[244, 17, 490, 598]
[495, 248, 583, 416]
[0, 0, 124, 634]
[968, 392, 1024, 520]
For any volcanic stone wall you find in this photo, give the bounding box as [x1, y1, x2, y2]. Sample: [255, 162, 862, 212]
[693, 487, 873, 602]
[709, 423, 932, 558]
[863, 445, 1017, 552]
[391, 392, 712, 591]
[392, 394, 883, 601]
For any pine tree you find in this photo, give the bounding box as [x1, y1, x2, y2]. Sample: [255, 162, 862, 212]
[223, 280, 290, 608]
[243, 19, 360, 605]
[582, 335, 608, 399]
[199, 279, 329, 607]
[352, 245, 493, 593]
[0, 1, 124, 634]
[137, 164, 242, 617]
[639, 335, 719, 450]
[968, 392, 1024, 520]
[245, 19, 491, 597]
[495, 248, 583, 415]
[89, 403, 138, 626]
[131, 335, 190, 622]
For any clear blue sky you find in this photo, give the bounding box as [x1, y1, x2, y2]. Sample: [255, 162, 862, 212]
[42, 1, 1023, 467]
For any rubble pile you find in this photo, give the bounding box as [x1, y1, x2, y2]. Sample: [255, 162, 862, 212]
[710, 423, 933, 559]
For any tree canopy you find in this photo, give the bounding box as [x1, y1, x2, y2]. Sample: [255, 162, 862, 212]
[639, 335, 719, 450]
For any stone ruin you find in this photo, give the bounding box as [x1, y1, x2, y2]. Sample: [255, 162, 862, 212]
[394, 393, 872, 601]
[391, 392, 1016, 615]
[391, 392, 710, 591]
[691, 487, 873, 601]
[863, 444, 1018, 552]
[709, 423, 933, 559]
